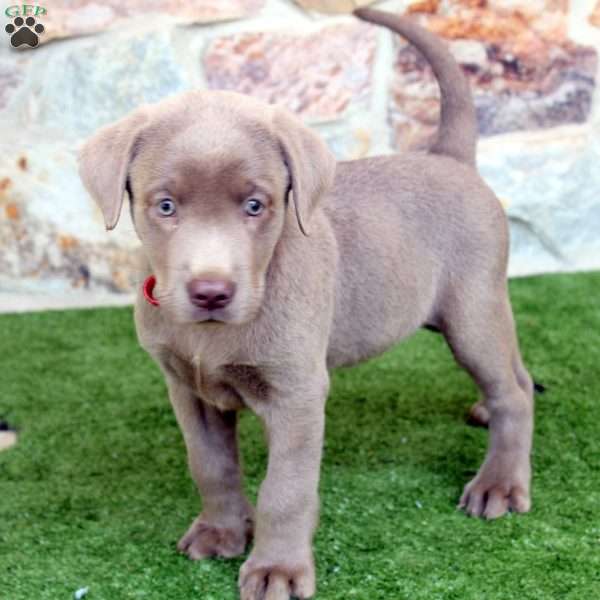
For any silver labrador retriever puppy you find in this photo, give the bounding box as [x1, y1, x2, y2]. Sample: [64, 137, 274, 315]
[79, 8, 534, 600]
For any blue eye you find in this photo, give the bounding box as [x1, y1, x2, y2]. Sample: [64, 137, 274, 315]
[158, 198, 176, 217]
[244, 198, 264, 217]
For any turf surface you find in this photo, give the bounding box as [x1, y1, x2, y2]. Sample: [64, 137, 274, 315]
[1, 272, 599, 600]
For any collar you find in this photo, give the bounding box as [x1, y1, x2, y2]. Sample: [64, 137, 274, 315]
[143, 275, 160, 307]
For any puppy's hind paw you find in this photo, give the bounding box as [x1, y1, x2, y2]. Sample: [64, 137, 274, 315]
[458, 452, 531, 519]
[467, 400, 489, 428]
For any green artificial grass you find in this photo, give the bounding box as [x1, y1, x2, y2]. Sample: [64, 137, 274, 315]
[1, 272, 599, 600]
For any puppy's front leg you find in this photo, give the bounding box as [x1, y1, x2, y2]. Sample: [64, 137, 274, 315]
[240, 371, 328, 600]
[166, 376, 254, 560]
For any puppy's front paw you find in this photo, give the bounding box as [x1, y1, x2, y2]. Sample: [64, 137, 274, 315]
[239, 552, 315, 600]
[177, 514, 253, 560]
[459, 451, 531, 519]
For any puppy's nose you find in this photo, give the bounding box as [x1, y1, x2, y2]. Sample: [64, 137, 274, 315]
[187, 279, 236, 311]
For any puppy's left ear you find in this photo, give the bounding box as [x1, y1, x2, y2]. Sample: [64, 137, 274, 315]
[79, 107, 152, 230]
[273, 108, 336, 235]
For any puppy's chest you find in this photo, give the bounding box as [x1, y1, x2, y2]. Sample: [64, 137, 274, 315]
[163, 351, 270, 410]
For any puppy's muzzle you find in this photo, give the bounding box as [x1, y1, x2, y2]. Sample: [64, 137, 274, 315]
[187, 278, 236, 311]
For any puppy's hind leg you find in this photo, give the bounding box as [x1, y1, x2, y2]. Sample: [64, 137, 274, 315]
[441, 286, 534, 519]
[467, 343, 533, 428]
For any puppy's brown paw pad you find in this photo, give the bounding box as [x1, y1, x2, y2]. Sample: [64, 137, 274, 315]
[239, 558, 315, 600]
[177, 516, 253, 560]
[458, 457, 531, 519]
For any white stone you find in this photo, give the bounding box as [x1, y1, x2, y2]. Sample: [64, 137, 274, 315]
[0, 136, 141, 294]
[478, 126, 600, 276]
[25, 29, 191, 137]
[449, 40, 488, 70]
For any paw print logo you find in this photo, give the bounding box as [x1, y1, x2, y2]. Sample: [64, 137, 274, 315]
[5, 16, 45, 48]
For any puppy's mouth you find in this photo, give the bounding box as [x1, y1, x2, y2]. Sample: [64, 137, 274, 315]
[189, 307, 232, 324]
[187, 302, 262, 326]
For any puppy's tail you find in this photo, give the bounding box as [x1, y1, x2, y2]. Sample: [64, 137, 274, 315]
[354, 7, 478, 166]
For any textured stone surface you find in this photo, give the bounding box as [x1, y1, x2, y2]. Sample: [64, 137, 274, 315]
[389, 1, 597, 150]
[0, 0, 598, 300]
[591, 1, 600, 27]
[0, 140, 141, 294]
[0, 205, 141, 293]
[0, 55, 30, 111]
[37, 0, 265, 43]
[292, 0, 376, 14]
[204, 24, 376, 121]
[30, 30, 189, 136]
[479, 129, 600, 276]
[406, 0, 439, 14]
[423, 0, 569, 42]
[391, 41, 597, 150]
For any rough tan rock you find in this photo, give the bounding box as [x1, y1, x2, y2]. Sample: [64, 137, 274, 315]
[590, 1, 600, 27]
[204, 24, 376, 121]
[388, 2, 597, 150]
[409, 0, 569, 49]
[36, 0, 265, 43]
[487, 0, 567, 13]
[407, 0, 440, 14]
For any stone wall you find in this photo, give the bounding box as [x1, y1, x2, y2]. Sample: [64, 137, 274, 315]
[1, 0, 599, 298]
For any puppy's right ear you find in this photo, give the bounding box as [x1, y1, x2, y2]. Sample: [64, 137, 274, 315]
[273, 107, 336, 236]
[78, 108, 151, 230]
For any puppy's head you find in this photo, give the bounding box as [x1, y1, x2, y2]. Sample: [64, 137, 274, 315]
[79, 91, 335, 325]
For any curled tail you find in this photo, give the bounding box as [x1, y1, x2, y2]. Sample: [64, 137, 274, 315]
[354, 7, 478, 165]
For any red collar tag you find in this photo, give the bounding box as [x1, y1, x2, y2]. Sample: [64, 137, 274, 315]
[143, 275, 160, 307]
